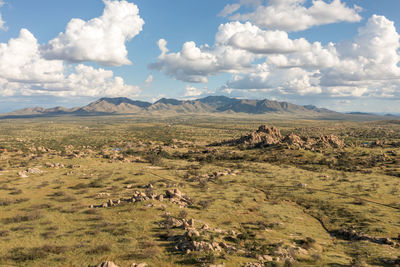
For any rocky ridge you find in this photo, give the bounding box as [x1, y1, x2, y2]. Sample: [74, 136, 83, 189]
[2, 96, 338, 117]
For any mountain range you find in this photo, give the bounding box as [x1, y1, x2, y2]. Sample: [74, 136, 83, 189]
[1, 96, 340, 118]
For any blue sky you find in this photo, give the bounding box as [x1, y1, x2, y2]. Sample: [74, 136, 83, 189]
[0, 0, 399, 113]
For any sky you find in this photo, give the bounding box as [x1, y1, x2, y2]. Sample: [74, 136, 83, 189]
[0, 0, 400, 113]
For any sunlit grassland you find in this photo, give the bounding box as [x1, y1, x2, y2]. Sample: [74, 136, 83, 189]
[0, 114, 399, 266]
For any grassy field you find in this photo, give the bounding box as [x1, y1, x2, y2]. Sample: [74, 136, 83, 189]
[0, 114, 399, 266]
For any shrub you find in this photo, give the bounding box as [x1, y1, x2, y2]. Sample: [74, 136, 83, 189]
[198, 199, 213, 209]
[3, 211, 43, 224]
[85, 244, 111, 255]
[178, 210, 188, 219]
[8, 245, 68, 262]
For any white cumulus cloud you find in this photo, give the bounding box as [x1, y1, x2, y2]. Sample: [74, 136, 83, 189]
[42, 64, 141, 97]
[184, 85, 209, 97]
[227, 64, 322, 95]
[226, 15, 400, 98]
[41, 0, 144, 66]
[228, 0, 362, 32]
[0, 29, 64, 83]
[150, 38, 256, 83]
[155, 14, 400, 98]
[150, 21, 314, 84]
[216, 21, 310, 54]
[0, 29, 140, 97]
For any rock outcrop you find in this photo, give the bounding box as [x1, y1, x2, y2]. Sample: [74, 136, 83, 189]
[214, 124, 345, 150]
[89, 188, 192, 209]
[220, 125, 282, 147]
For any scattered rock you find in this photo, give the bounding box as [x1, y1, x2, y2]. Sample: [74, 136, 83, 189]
[263, 255, 273, 261]
[242, 262, 264, 267]
[45, 162, 53, 168]
[17, 171, 28, 178]
[165, 217, 197, 229]
[97, 261, 119, 267]
[370, 140, 385, 147]
[97, 192, 111, 197]
[27, 168, 42, 174]
[165, 189, 193, 207]
[145, 183, 153, 189]
[168, 223, 233, 255]
[18, 167, 43, 177]
[201, 224, 210, 230]
[45, 162, 65, 168]
[297, 183, 307, 188]
[89, 189, 191, 209]
[185, 228, 200, 238]
[169, 217, 185, 228]
[130, 263, 148, 267]
[187, 218, 195, 228]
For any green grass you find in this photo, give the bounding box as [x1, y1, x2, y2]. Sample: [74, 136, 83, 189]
[0, 114, 399, 266]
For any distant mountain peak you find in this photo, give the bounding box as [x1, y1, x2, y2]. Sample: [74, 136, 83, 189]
[154, 98, 184, 105]
[96, 97, 151, 108]
[98, 97, 132, 103]
[2, 96, 341, 118]
[197, 95, 235, 102]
